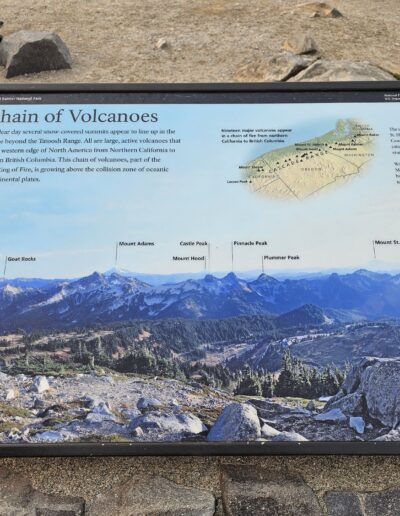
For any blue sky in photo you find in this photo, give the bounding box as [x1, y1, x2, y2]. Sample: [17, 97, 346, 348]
[0, 101, 399, 278]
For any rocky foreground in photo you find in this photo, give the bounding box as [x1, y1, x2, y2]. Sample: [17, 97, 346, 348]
[0, 356, 398, 444]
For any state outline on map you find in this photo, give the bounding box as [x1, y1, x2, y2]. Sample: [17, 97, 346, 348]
[242, 118, 377, 200]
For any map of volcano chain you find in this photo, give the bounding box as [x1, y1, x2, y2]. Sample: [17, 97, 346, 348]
[243, 119, 377, 200]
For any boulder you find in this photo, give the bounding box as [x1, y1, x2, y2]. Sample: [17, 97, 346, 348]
[7, 428, 22, 441]
[131, 426, 144, 438]
[31, 376, 50, 394]
[326, 358, 400, 428]
[81, 395, 100, 408]
[314, 408, 347, 423]
[271, 431, 308, 442]
[0, 30, 71, 78]
[341, 357, 379, 394]
[327, 392, 365, 416]
[349, 416, 365, 435]
[293, 2, 343, 18]
[249, 399, 290, 414]
[100, 375, 114, 384]
[282, 35, 319, 55]
[261, 52, 318, 81]
[261, 423, 281, 438]
[291, 60, 397, 81]
[121, 407, 141, 419]
[86, 401, 119, 423]
[207, 403, 261, 441]
[5, 387, 19, 401]
[88, 475, 215, 516]
[235, 52, 318, 82]
[137, 396, 162, 411]
[374, 429, 400, 441]
[249, 398, 309, 417]
[378, 63, 400, 80]
[32, 397, 45, 409]
[319, 395, 333, 402]
[130, 411, 206, 436]
[221, 466, 322, 515]
[33, 430, 64, 443]
[66, 417, 124, 437]
[306, 400, 317, 411]
[361, 359, 400, 427]
[190, 381, 204, 390]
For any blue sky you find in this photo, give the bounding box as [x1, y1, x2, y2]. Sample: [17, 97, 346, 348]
[1, 101, 400, 278]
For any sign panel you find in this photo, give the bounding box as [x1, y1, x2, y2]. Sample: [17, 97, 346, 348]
[0, 84, 399, 454]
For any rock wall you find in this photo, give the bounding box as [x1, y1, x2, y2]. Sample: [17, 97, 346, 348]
[1, 455, 400, 514]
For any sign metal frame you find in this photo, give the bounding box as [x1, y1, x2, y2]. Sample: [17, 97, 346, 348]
[0, 82, 399, 456]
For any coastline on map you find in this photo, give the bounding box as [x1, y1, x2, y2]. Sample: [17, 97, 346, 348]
[243, 118, 376, 200]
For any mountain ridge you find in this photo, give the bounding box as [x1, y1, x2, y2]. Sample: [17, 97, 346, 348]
[1, 269, 400, 331]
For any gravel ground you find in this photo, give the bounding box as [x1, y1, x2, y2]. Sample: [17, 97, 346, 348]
[0, 0, 398, 83]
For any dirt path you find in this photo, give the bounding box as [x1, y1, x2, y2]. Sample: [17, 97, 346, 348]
[0, 0, 399, 83]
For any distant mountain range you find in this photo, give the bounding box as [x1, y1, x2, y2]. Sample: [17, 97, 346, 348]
[1, 269, 400, 331]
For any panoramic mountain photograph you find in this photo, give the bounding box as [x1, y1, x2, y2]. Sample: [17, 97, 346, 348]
[0, 266, 399, 444]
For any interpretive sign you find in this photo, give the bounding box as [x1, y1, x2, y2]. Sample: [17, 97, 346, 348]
[0, 83, 399, 455]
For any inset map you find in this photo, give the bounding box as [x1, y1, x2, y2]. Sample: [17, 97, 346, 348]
[243, 119, 377, 200]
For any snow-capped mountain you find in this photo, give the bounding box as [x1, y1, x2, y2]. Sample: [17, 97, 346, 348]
[103, 267, 237, 285]
[1, 269, 400, 331]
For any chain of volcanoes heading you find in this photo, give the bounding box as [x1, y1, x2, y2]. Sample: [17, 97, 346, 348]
[1, 268, 400, 331]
